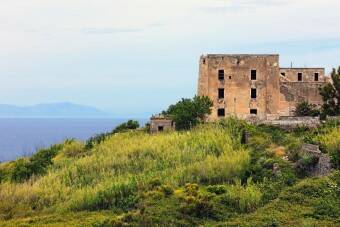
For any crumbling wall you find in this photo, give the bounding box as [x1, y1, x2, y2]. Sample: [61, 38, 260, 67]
[198, 54, 280, 121]
[279, 81, 325, 116]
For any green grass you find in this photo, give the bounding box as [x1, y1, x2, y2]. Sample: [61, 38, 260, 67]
[0, 118, 339, 226]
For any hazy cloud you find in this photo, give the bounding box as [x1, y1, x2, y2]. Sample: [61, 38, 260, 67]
[81, 27, 144, 34]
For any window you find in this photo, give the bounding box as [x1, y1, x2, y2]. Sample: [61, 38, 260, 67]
[217, 108, 225, 117]
[251, 70, 257, 80]
[298, 73, 302, 81]
[314, 73, 319, 81]
[281, 72, 286, 76]
[218, 70, 224, 80]
[250, 109, 258, 115]
[158, 126, 164, 132]
[202, 59, 206, 64]
[218, 88, 224, 99]
[251, 88, 257, 99]
[229, 76, 232, 80]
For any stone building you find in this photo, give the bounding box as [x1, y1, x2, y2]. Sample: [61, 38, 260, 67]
[197, 54, 327, 121]
[150, 114, 175, 134]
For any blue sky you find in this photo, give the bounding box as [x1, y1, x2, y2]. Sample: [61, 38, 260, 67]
[0, 0, 339, 117]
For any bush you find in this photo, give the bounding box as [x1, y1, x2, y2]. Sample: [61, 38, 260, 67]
[316, 127, 340, 169]
[295, 153, 319, 177]
[10, 144, 62, 183]
[72, 180, 139, 212]
[180, 184, 216, 219]
[295, 101, 320, 117]
[62, 140, 86, 158]
[163, 96, 213, 130]
[112, 120, 139, 133]
[313, 199, 340, 219]
[206, 185, 227, 195]
[222, 179, 262, 213]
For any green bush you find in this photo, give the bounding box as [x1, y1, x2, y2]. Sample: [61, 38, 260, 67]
[163, 96, 213, 130]
[295, 101, 320, 117]
[221, 179, 262, 213]
[313, 199, 340, 219]
[73, 181, 139, 212]
[10, 144, 62, 183]
[206, 185, 227, 195]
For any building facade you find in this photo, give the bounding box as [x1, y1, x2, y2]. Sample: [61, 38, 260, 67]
[197, 54, 327, 121]
[150, 114, 175, 134]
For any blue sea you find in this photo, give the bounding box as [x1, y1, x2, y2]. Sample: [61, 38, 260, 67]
[0, 118, 147, 162]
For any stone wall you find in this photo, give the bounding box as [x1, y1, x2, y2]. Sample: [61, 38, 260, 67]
[197, 54, 328, 120]
[198, 54, 280, 121]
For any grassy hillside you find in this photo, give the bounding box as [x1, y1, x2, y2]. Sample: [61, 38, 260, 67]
[0, 118, 339, 226]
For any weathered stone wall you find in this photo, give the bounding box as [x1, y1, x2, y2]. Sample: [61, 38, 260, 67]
[150, 118, 174, 134]
[280, 68, 325, 82]
[198, 54, 280, 121]
[197, 54, 328, 120]
[279, 82, 325, 116]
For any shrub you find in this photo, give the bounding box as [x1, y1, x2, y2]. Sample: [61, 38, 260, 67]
[163, 96, 213, 130]
[316, 127, 340, 169]
[295, 153, 319, 177]
[10, 144, 62, 183]
[61, 140, 86, 158]
[206, 185, 227, 195]
[71, 180, 139, 212]
[222, 179, 262, 213]
[112, 120, 139, 133]
[10, 159, 32, 183]
[295, 101, 320, 117]
[159, 185, 174, 196]
[313, 199, 340, 219]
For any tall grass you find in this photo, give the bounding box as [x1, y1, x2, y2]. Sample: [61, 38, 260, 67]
[0, 120, 250, 219]
[315, 126, 340, 168]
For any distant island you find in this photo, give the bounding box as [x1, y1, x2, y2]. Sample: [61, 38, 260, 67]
[0, 102, 111, 118]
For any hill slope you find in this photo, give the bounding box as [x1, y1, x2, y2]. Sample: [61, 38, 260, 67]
[0, 118, 339, 226]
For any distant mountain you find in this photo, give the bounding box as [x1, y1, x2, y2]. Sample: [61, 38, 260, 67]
[0, 102, 112, 118]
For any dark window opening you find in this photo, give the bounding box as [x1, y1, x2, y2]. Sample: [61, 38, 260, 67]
[251, 70, 257, 80]
[218, 70, 224, 80]
[314, 73, 319, 81]
[229, 76, 232, 80]
[218, 88, 224, 99]
[250, 109, 257, 115]
[251, 88, 257, 99]
[298, 73, 302, 81]
[281, 72, 286, 76]
[202, 59, 206, 64]
[218, 108, 225, 117]
[158, 126, 164, 132]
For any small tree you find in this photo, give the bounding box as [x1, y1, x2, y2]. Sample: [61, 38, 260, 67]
[164, 96, 213, 130]
[112, 120, 139, 133]
[294, 101, 319, 117]
[319, 66, 340, 116]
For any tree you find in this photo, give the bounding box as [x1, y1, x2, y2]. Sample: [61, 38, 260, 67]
[319, 66, 340, 116]
[294, 101, 319, 117]
[112, 120, 139, 133]
[163, 96, 213, 130]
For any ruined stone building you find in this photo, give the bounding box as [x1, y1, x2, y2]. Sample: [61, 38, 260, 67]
[197, 54, 327, 121]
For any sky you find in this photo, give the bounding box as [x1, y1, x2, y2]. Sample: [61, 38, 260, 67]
[0, 0, 339, 118]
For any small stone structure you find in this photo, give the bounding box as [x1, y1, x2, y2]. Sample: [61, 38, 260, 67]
[150, 114, 175, 134]
[300, 144, 332, 177]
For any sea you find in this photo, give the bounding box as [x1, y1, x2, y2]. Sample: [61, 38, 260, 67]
[0, 118, 147, 162]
